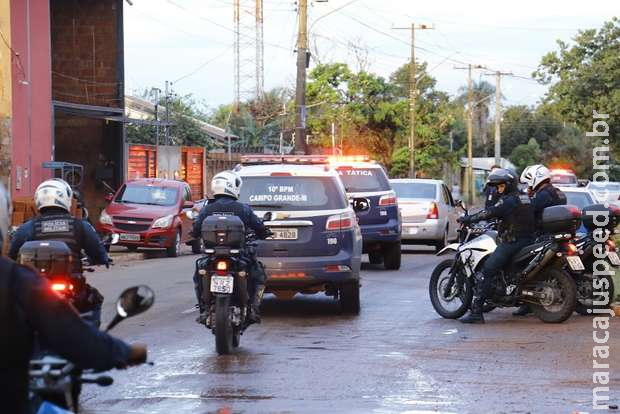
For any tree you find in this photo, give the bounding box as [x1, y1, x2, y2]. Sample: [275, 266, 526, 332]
[534, 18, 620, 149]
[510, 138, 542, 172]
[457, 80, 495, 157]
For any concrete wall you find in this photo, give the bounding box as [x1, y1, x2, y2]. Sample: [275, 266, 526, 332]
[10, 0, 53, 197]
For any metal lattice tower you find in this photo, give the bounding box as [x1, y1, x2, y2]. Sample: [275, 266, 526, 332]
[234, 0, 264, 112]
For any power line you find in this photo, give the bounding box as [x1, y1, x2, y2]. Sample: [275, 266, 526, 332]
[173, 45, 235, 84]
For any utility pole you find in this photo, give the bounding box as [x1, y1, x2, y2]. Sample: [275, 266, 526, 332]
[294, 0, 308, 154]
[455, 64, 486, 205]
[393, 23, 434, 178]
[164, 81, 170, 146]
[152, 88, 161, 148]
[483, 70, 512, 166]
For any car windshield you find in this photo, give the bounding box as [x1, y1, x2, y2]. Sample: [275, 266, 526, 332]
[391, 182, 437, 199]
[336, 167, 390, 192]
[588, 182, 620, 192]
[115, 184, 178, 206]
[240, 176, 347, 211]
[565, 192, 593, 209]
[551, 174, 577, 185]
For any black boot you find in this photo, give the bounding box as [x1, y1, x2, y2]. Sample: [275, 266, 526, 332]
[247, 284, 265, 324]
[512, 305, 531, 316]
[460, 297, 485, 324]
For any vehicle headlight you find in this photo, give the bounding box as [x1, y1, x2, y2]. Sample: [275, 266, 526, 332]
[99, 210, 113, 226]
[152, 214, 174, 229]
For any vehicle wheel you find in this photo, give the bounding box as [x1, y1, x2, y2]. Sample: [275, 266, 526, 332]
[575, 274, 615, 315]
[382, 241, 401, 270]
[126, 245, 138, 252]
[214, 295, 233, 355]
[191, 237, 204, 254]
[429, 259, 473, 319]
[368, 251, 382, 265]
[166, 229, 181, 258]
[529, 268, 577, 323]
[435, 227, 449, 253]
[340, 281, 360, 315]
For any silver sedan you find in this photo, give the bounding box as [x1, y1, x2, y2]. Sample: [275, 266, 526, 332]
[390, 179, 460, 252]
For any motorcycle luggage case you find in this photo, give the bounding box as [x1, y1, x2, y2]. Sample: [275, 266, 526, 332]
[582, 203, 620, 232]
[201, 215, 246, 248]
[541, 205, 582, 235]
[17, 240, 74, 277]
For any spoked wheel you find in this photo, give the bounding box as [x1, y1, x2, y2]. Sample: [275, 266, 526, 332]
[429, 259, 473, 319]
[575, 273, 615, 315]
[214, 295, 233, 354]
[529, 268, 577, 323]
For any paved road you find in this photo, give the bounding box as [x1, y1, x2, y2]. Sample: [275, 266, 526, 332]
[83, 247, 619, 413]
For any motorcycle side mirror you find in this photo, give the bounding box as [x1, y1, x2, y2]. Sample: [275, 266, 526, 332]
[352, 197, 370, 212]
[105, 193, 114, 203]
[456, 199, 467, 211]
[263, 211, 273, 222]
[105, 285, 155, 332]
[110, 233, 120, 245]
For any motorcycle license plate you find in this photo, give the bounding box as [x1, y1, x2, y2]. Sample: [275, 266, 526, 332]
[566, 256, 585, 271]
[210, 275, 234, 294]
[608, 251, 620, 266]
[119, 233, 140, 241]
[271, 228, 298, 240]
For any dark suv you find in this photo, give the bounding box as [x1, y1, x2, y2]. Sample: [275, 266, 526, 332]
[332, 159, 401, 270]
[235, 155, 364, 314]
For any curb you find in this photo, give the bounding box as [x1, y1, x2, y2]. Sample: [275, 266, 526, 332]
[109, 251, 145, 264]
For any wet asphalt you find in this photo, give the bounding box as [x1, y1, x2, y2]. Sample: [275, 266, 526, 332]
[82, 247, 619, 414]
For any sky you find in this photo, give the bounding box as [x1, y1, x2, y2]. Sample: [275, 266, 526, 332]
[123, 0, 619, 112]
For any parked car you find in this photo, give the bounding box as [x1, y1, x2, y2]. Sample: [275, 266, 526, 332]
[97, 178, 201, 257]
[236, 155, 364, 314]
[550, 169, 578, 187]
[331, 158, 402, 270]
[390, 179, 460, 252]
[586, 181, 620, 204]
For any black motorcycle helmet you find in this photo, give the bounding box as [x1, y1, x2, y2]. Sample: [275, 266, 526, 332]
[486, 168, 518, 193]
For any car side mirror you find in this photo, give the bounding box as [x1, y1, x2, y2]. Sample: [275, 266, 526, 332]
[263, 212, 273, 222]
[105, 193, 114, 203]
[106, 285, 155, 332]
[352, 197, 370, 212]
[183, 201, 194, 209]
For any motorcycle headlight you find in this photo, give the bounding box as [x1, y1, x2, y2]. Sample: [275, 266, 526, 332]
[152, 214, 174, 229]
[99, 210, 113, 226]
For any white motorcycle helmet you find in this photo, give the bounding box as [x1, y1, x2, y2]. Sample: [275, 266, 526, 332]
[529, 165, 551, 190]
[211, 171, 242, 200]
[34, 178, 73, 213]
[520, 165, 534, 187]
[0, 182, 11, 249]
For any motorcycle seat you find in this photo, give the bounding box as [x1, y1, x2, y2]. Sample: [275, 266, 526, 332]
[512, 241, 548, 263]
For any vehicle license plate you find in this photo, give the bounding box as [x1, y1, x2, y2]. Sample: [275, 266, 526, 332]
[210, 275, 234, 294]
[608, 251, 620, 266]
[272, 228, 298, 240]
[119, 233, 140, 241]
[566, 256, 585, 271]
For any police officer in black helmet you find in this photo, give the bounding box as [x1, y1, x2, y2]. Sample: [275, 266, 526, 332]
[457, 168, 536, 324]
[9, 178, 109, 325]
[191, 170, 272, 325]
[0, 182, 146, 414]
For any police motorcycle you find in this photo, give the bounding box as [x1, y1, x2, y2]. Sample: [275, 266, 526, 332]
[429, 202, 581, 323]
[569, 203, 620, 315]
[28, 285, 154, 414]
[194, 212, 271, 355]
[17, 235, 119, 327]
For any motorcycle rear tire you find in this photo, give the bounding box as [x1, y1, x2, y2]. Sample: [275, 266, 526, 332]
[530, 268, 577, 323]
[575, 274, 615, 315]
[215, 295, 233, 355]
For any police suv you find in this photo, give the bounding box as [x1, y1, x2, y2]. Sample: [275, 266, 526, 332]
[330, 157, 402, 270]
[235, 155, 364, 314]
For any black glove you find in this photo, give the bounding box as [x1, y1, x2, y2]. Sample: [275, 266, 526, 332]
[263, 228, 274, 239]
[457, 215, 471, 225]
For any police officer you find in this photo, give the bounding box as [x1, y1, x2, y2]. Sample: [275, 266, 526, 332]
[483, 165, 502, 208]
[457, 169, 536, 324]
[191, 171, 272, 324]
[0, 182, 146, 414]
[512, 164, 567, 316]
[9, 178, 110, 325]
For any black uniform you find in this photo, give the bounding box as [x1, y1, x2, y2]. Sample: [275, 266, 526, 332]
[531, 181, 567, 229]
[0, 257, 131, 414]
[191, 195, 270, 314]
